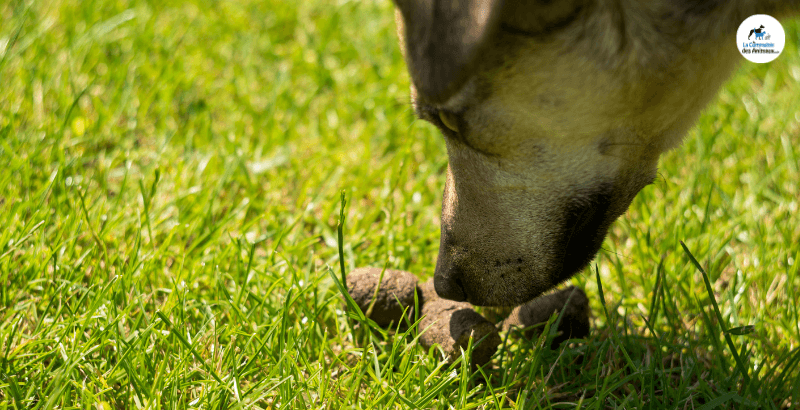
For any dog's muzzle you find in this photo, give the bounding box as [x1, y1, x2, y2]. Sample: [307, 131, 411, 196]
[433, 184, 622, 306]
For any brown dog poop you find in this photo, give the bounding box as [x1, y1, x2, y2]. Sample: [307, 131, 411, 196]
[417, 279, 501, 368]
[500, 286, 591, 348]
[344, 267, 586, 366]
[345, 267, 419, 326]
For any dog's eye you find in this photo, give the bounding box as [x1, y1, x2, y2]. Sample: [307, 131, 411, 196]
[438, 110, 460, 133]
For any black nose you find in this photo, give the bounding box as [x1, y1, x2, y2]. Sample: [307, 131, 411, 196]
[434, 274, 467, 302]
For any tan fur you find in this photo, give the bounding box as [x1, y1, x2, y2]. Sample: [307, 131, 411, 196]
[392, 0, 800, 306]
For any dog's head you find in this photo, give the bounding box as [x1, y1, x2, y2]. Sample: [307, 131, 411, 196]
[392, 0, 774, 306]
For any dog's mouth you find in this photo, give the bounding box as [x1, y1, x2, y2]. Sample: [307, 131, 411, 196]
[555, 184, 616, 283]
[435, 183, 626, 307]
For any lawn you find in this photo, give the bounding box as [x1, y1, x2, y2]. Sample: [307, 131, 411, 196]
[1, 0, 799, 408]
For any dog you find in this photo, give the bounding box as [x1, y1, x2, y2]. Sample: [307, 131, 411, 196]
[391, 0, 800, 307]
[749, 24, 766, 39]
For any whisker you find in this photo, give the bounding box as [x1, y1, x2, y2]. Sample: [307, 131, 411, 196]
[652, 171, 668, 187]
[597, 246, 636, 263]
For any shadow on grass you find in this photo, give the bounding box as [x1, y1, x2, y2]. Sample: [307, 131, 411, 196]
[482, 297, 799, 409]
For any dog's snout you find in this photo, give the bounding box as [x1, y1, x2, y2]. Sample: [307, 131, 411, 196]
[434, 272, 467, 302]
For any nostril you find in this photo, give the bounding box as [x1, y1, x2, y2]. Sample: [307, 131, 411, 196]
[434, 275, 467, 302]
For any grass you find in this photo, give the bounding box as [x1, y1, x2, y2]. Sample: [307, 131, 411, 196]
[1, 0, 799, 408]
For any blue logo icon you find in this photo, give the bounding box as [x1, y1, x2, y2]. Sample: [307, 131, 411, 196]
[748, 25, 766, 40]
[738, 15, 784, 63]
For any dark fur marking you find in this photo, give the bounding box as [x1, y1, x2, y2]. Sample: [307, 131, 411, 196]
[500, 3, 585, 37]
[676, 0, 723, 16]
